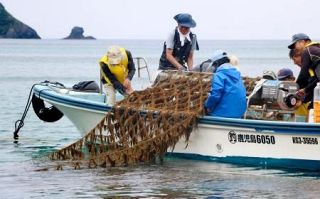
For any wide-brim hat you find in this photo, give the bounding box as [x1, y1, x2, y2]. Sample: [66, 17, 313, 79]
[107, 46, 122, 65]
[174, 13, 196, 28]
[288, 33, 310, 49]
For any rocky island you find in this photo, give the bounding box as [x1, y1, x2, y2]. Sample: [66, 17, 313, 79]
[0, 3, 40, 39]
[63, 26, 96, 40]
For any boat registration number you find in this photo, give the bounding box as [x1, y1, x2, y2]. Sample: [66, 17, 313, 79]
[228, 131, 276, 145]
[292, 137, 318, 145]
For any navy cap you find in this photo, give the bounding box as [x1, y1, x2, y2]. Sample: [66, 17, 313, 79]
[174, 13, 196, 28]
[277, 68, 294, 80]
[288, 33, 310, 49]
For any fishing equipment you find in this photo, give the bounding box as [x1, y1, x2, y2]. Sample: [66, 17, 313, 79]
[13, 81, 64, 140]
[48, 71, 212, 169]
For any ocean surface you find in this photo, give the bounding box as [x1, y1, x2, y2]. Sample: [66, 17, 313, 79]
[1, 39, 320, 198]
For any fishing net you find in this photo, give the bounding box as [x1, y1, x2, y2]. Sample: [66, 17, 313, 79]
[242, 76, 261, 96]
[48, 71, 212, 169]
[47, 71, 259, 170]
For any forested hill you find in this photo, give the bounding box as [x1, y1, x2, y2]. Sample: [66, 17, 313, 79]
[0, 3, 40, 39]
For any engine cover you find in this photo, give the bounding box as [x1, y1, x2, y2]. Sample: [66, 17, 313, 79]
[250, 80, 299, 110]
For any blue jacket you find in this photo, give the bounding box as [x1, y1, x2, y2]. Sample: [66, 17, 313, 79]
[205, 63, 247, 118]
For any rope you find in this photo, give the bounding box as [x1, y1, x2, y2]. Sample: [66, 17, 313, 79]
[13, 81, 65, 141]
[13, 84, 37, 140]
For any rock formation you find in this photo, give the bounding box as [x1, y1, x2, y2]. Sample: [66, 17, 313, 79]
[0, 3, 40, 39]
[63, 26, 96, 40]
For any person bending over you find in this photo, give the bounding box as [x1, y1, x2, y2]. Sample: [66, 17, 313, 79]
[204, 50, 247, 118]
[99, 45, 136, 105]
[288, 33, 320, 109]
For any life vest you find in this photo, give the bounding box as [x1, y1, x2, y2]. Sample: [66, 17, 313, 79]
[305, 42, 320, 77]
[305, 41, 320, 48]
[99, 47, 129, 84]
[159, 28, 199, 69]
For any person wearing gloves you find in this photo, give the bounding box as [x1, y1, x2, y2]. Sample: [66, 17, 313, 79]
[159, 13, 199, 71]
[204, 50, 247, 118]
[99, 45, 136, 105]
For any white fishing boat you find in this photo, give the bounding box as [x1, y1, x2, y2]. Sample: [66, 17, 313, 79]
[29, 73, 320, 171]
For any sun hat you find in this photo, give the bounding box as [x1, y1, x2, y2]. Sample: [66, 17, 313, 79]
[174, 13, 196, 28]
[288, 33, 310, 49]
[211, 50, 228, 63]
[107, 46, 123, 65]
[277, 68, 294, 80]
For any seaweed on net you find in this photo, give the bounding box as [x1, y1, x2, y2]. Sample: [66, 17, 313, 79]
[46, 71, 257, 170]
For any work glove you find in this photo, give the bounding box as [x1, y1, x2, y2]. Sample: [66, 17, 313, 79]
[113, 81, 125, 96]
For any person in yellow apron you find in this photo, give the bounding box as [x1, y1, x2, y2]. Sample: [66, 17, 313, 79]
[99, 46, 136, 105]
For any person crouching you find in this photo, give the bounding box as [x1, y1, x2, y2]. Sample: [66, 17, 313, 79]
[204, 50, 247, 118]
[99, 45, 136, 105]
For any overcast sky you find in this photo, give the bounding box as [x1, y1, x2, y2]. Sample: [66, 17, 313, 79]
[1, 0, 319, 40]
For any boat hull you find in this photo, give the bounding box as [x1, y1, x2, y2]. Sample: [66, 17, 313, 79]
[173, 122, 320, 170]
[32, 84, 320, 170]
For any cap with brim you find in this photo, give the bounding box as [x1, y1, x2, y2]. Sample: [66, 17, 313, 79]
[174, 13, 196, 28]
[263, 70, 277, 80]
[288, 33, 310, 49]
[211, 50, 228, 63]
[277, 68, 293, 80]
[107, 46, 122, 65]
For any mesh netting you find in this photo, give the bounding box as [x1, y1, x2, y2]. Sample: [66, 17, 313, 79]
[48, 71, 212, 169]
[242, 76, 261, 96]
[46, 71, 259, 170]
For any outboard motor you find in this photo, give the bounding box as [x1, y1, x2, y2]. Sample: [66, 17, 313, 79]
[260, 80, 299, 110]
[246, 80, 299, 121]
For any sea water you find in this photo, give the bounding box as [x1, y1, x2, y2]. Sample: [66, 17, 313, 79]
[1, 39, 320, 198]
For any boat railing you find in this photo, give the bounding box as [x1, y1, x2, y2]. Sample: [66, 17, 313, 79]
[133, 57, 152, 83]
